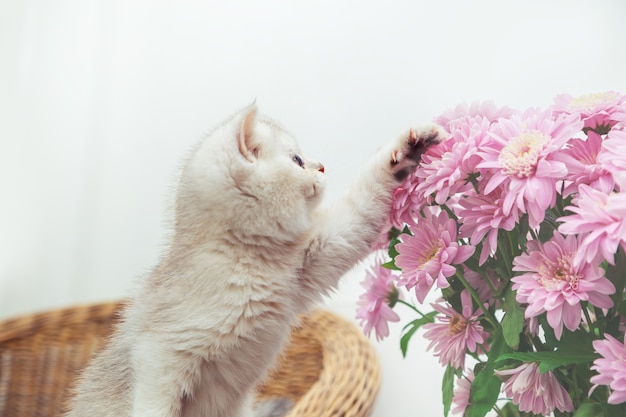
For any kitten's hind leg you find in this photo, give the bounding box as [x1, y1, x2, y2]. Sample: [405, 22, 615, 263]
[131, 336, 200, 417]
[254, 398, 294, 417]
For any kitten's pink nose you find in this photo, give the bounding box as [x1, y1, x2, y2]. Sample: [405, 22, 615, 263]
[318, 163, 325, 174]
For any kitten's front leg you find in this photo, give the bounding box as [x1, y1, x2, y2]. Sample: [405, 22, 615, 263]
[298, 124, 443, 305]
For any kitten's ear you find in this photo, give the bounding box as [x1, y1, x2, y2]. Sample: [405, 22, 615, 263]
[238, 104, 259, 162]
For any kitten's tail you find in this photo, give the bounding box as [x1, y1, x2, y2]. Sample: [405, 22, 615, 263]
[254, 398, 293, 417]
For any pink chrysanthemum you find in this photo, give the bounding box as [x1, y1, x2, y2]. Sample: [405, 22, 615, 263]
[558, 184, 626, 265]
[553, 91, 626, 132]
[512, 231, 615, 340]
[413, 116, 491, 206]
[422, 290, 489, 369]
[590, 333, 626, 404]
[356, 257, 401, 341]
[462, 266, 502, 306]
[526, 316, 540, 338]
[451, 369, 474, 416]
[478, 109, 583, 228]
[495, 362, 574, 415]
[553, 131, 614, 196]
[435, 100, 516, 132]
[390, 170, 422, 228]
[458, 182, 520, 265]
[598, 128, 626, 192]
[395, 210, 475, 303]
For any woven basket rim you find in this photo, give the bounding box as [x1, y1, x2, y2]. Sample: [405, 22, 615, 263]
[0, 301, 381, 417]
[0, 300, 124, 343]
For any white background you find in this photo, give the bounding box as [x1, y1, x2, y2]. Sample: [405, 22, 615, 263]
[2, 1, 626, 416]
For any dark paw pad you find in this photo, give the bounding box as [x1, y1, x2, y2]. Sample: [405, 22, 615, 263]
[405, 128, 441, 163]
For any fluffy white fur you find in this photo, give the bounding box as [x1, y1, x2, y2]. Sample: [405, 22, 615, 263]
[65, 103, 442, 417]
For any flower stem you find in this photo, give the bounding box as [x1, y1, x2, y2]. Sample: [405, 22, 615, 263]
[496, 234, 513, 279]
[482, 272, 499, 294]
[571, 365, 580, 409]
[396, 299, 430, 317]
[531, 335, 547, 352]
[582, 304, 596, 335]
[455, 270, 499, 329]
[506, 230, 519, 258]
[440, 203, 458, 221]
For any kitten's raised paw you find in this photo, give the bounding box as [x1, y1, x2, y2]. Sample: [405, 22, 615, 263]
[389, 123, 444, 181]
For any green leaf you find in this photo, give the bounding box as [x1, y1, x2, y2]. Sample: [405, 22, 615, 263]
[606, 247, 626, 313]
[602, 403, 626, 417]
[381, 260, 400, 271]
[442, 365, 456, 417]
[388, 240, 400, 259]
[384, 226, 413, 269]
[386, 225, 413, 267]
[499, 402, 522, 417]
[558, 328, 596, 353]
[399, 312, 436, 357]
[496, 351, 599, 374]
[538, 211, 559, 242]
[501, 288, 525, 350]
[584, 387, 626, 417]
[496, 328, 598, 373]
[467, 367, 501, 417]
[387, 231, 401, 259]
[573, 401, 603, 417]
[400, 312, 437, 332]
[467, 330, 509, 417]
[386, 226, 402, 242]
[515, 214, 530, 250]
[399, 324, 418, 358]
[538, 315, 559, 349]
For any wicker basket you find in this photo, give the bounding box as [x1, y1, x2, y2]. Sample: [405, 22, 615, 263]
[0, 302, 380, 417]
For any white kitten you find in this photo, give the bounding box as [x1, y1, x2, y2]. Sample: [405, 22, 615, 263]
[65, 103, 442, 417]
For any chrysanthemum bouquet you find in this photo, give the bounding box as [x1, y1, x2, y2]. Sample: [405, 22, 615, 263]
[356, 92, 626, 417]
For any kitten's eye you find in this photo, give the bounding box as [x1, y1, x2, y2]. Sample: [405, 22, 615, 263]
[293, 154, 304, 168]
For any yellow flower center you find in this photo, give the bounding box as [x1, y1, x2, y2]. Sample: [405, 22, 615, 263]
[568, 92, 620, 112]
[498, 130, 550, 178]
[449, 315, 468, 335]
[420, 241, 441, 264]
[538, 255, 582, 291]
[553, 267, 568, 281]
